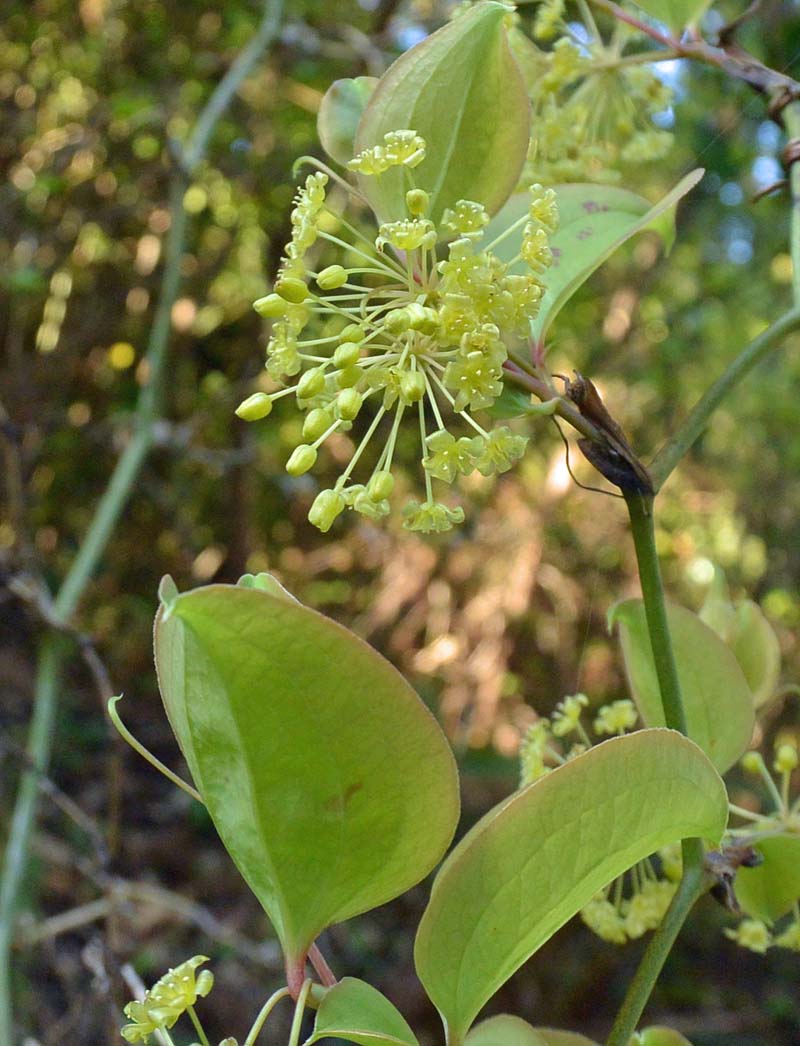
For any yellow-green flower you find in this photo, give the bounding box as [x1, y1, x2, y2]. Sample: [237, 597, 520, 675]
[724, 918, 772, 954]
[239, 131, 558, 533]
[121, 956, 213, 1043]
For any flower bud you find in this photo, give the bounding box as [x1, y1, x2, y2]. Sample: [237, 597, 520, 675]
[406, 188, 430, 216]
[296, 367, 326, 400]
[275, 276, 308, 303]
[339, 323, 366, 343]
[337, 388, 363, 421]
[235, 392, 273, 421]
[286, 444, 317, 475]
[741, 751, 762, 774]
[384, 308, 411, 334]
[400, 370, 426, 403]
[336, 365, 361, 389]
[405, 303, 439, 333]
[308, 488, 345, 532]
[333, 341, 361, 369]
[774, 743, 799, 774]
[316, 264, 348, 290]
[367, 470, 394, 501]
[302, 408, 334, 441]
[253, 293, 287, 317]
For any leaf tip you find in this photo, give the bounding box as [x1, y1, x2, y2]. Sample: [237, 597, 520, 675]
[158, 575, 179, 612]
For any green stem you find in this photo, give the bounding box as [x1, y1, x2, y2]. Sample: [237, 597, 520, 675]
[605, 856, 707, 1046]
[244, 987, 290, 1046]
[623, 494, 686, 735]
[186, 1005, 211, 1046]
[287, 979, 312, 1046]
[0, 5, 285, 1041]
[784, 102, 800, 308]
[649, 305, 800, 489]
[607, 493, 708, 1043]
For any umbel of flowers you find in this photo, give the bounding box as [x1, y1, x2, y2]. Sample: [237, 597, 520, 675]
[237, 129, 558, 533]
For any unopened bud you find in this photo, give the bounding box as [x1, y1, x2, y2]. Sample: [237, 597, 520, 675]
[316, 265, 348, 290]
[286, 444, 317, 476]
[367, 470, 394, 501]
[235, 392, 273, 421]
[333, 341, 361, 369]
[308, 488, 345, 532]
[337, 388, 363, 421]
[400, 370, 426, 403]
[253, 293, 287, 317]
[275, 276, 308, 303]
[296, 367, 326, 400]
[406, 188, 430, 216]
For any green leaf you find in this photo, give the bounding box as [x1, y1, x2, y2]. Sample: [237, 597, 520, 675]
[488, 386, 559, 420]
[414, 730, 727, 1043]
[318, 77, 378, 166]
[485, 172, 702, 345]
[154, 584, 459, 973]
[467, 1016, 549, 1046]
[236, 570, 299, 602]
[467, 1016, 597, 1046]
[636, 1028, 694, 1046]
[354, 1, 529, 225]
[735, 835, 800, 924]
[729, 602, 781, 709]
[610, 600, 755, 773]
[630, 0, 713, 34]
[305, 978, 418, 1046]
[699, 570, 781, 709]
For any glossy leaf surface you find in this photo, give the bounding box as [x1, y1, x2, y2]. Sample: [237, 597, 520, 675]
[354, 1, 529, 225]
[486, 172, 702, 345]
[415, 731, 727, 1042]
[318, 77, 378, 166]
[611, 599, 755, 772]
[467, 1016, 597, 1046]
[735, 835, 800, 923]
[154, 583, 459, 969]
[305, 978, 418, 1046]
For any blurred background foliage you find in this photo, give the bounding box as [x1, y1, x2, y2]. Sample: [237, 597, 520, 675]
[2, 0, 800, 1042]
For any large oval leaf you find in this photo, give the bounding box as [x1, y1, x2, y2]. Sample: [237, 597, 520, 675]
[485, 172, 702, 346]
[154, 583, 459, 975]
[467, 1016, 597, 1046]
[414, 730, 727, 1043]
[610, 600, 755, 773]
[318, 77, 378, 166]
[354, 1, 529, 225]
[305, 978, 418, 1046]
[735, 835, 800, 924]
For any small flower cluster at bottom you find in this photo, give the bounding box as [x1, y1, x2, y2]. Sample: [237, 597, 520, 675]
[518, 694, 677, 942]
[121, 956, 213, 1043]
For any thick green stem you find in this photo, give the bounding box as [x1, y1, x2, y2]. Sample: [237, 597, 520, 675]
[606, 856, 706, 1046]
[605, 494, 708, 1044]
[623, 494, 686, 734]
[0, 4, 284, 1041]
[649, 305, 800, 489]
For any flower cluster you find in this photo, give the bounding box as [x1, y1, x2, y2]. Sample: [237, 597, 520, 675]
[514, 7, 674, 186]
[121, 956, 214, 1043]
[237, 130, 558, 533]
[519, 696, 678, 943]
[723, 739, 800, 953]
